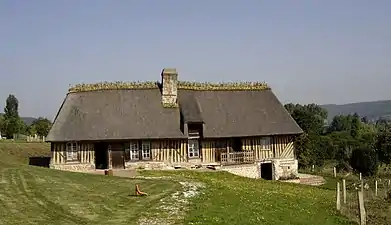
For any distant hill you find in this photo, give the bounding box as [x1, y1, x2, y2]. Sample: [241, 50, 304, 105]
[0, 113, 37, 125]
[321, 100, 391, 122]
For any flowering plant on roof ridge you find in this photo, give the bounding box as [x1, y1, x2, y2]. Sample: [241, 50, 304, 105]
[177, 81, 269, 91]
[68, 81, 159, 93]
[68, 80, 270, 93]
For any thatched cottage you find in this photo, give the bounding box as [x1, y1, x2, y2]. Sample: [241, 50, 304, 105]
[46, 68, 303, 180]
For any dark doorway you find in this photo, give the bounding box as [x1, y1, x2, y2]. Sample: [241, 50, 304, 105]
[95, 142, 108, 169]
[261, 163, 273, 180]
[231, 138, 242, 152]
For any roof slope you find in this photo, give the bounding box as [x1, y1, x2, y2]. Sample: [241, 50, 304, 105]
[47, 82, 303, 142]
[46, 89, 184, 142]
[178, 89, 302, 137]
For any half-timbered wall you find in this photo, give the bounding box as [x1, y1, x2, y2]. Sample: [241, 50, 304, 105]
[50, 142, 95, 171]
[272, 135, 295, 159]
[201, 140, 218, 163]
[150, 140, 188, 163]
[241, 137, 273, 160]
[242, 135, 295, 160]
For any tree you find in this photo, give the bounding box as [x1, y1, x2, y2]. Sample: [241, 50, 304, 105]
[0, 114, 4, 135]
[3, 94, 23, 138]
[31, 117, 52, 137]
[375, 131, 391, 165]
[327, 115, 353, 133]
[285, 103, 328, 168]
[284, 103, 327, 135]
[350, 113, 361, 138]
[350, 147, 379, 176]
[26, 124, 37, 136]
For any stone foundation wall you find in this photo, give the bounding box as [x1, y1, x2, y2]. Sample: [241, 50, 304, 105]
[220, 158, 298, 180]
[50, 163, 95, 172]
[271, 158, 298, 180]
[125, 161, 174, 170]
[221, 164, 260, 179]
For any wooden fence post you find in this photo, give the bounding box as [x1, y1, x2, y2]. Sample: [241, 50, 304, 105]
[375, 180, 378, 196]
[358, 191, 366, 225]
[336, 182, 341, 211]
[333, 167, 337, 178]
[342, 179, 346, 204]
[359, 172, 362, 181]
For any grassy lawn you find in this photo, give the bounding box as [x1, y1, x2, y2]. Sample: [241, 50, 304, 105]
[0, 142, 181, 225]
[301, 167, 391, 225]
[140, 170, 354, 225]
[0, 142, 354, 225]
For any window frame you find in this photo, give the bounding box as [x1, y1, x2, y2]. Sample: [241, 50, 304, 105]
[188, 139, 200, 158]
[66, 142, 79, 162]
[141, 141, 151, 160]
[129, 141, 139, 161]
[127, 141, 152, 161]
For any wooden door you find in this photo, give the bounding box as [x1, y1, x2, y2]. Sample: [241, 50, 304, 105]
[111, 150, 124, 169]
[110, 143, 125, 169]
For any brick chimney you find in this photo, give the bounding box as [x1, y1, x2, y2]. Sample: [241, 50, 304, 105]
[161, 68, 178, 106]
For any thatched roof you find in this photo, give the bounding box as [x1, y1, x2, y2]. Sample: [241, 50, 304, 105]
[47, 81, 302, 142]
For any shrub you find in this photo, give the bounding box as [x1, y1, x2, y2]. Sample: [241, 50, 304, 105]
[350, 147, 379, 176]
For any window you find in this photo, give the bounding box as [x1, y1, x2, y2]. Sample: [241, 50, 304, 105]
[128, 141, 151, 161]
[141, 141, 151, 160]
[188, 139, 200, 158]
[66, 142, 79, 161]
[260, 137, 271, 150]
[130, 142, 139, 161]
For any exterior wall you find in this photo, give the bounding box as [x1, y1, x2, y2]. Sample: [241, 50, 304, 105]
[125, 139, 190, 169]
[220, 159, 298, 180]
[48, 135, 298, 173]
[272, 135, 295, 159]
[151, 139, 188, 163]
[201, 140, 218, 164]
[241, 137, 273, 160]
[221, 164, 260, 179]
[271, 158, 298, 180]
[242, 135, 296, 160]
[50, 142, 95, 172]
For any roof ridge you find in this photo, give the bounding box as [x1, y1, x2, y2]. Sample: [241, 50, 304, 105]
[68, 80, 270, 93]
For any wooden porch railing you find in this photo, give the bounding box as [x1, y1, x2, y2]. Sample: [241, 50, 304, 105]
[220, 151, 255, 165]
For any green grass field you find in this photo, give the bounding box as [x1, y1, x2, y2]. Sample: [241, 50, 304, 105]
[0, 142, 354, 225]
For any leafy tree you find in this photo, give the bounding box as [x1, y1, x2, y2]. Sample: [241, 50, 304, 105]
[285, 103, 328, 168]
[375, 132, 391, 165]
[350, 113, 361, 138]
[376, 118, 391, 132]
[350, 147, 379, 176]
[26, 124, 37, 136]
[3, 94, 23, 138]
[284, 103, 327, 135]
[31, 117, 52, 137]
[328, 115, 353, 133]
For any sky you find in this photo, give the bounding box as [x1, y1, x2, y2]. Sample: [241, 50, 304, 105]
[0, 1, 390, 120]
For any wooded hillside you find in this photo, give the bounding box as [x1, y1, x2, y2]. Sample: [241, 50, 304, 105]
[322, 100, 391, 122]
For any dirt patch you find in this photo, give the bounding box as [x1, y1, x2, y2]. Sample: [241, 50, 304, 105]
[136, 178, 205, 225]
